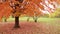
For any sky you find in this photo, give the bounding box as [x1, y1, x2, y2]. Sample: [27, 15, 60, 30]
[39, 0, 58, 14]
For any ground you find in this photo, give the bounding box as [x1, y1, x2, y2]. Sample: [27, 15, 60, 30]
[0, 17, 60, 34]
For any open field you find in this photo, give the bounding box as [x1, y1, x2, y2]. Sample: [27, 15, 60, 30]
[0, 17, 60, 34]
[5, 17, 60, 23]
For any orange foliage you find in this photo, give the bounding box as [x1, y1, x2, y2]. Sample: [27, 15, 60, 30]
[0, 0, 60, 20]
[0, 1, 12, 20]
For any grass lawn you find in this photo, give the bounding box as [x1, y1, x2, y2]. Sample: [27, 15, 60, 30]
[5, 17, 60, 27]
[6, 17, 60, 23]
[0, 17, 60, 34]
[2, 17, 60, 26]
[6, 17, 60, 27]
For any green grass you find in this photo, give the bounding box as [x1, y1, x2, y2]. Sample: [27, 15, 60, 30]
[2, 17, 60, 23]
[6, 17, 34, 22]
[9, 17, 59, 26]
[1, 17, 60, 34]
[38, 17, 60, 22]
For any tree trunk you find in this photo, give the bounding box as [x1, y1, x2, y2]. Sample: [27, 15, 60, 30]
[33, 16, 38, 22]
[34, 19, 37, 22]
[14, 16, 20, 28]
[27, 17, 30, 21]
[4, 19, 7, 22]
[4, 18, 7, 22]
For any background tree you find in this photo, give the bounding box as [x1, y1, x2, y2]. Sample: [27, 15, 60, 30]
[50, 8, 60, 18]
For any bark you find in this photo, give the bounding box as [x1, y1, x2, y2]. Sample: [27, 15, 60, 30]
[14, 16, 20, 28]
[34, 19, 37, 22]
[4, 19, 7, 22]
[4, 18, 7, 22]
[33, 16, 38, 22]
[27, 17, 30, 21]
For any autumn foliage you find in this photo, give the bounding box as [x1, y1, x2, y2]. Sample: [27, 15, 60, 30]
[0, 0, 60, 20]
[0, 1, 12, 20]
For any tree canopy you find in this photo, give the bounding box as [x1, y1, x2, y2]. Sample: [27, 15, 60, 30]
[0, 0, 60, 20]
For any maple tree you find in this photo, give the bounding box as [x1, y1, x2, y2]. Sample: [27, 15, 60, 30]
[0, 0, 60, 28]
